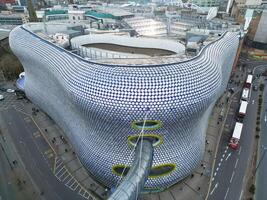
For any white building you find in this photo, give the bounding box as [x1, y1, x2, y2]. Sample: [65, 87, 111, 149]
[68, 10, 85, 23]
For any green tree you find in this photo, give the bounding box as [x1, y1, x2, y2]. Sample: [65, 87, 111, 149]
[27, 0, 37, 22]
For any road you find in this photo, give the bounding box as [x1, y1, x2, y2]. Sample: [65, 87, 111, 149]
[0, 107, 84, 200]
[255, 77, 267, 200]
[208, 63, 264, 200]
[0, 142, 17, 200]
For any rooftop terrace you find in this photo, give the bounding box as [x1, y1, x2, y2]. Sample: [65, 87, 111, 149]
[21, 21, 236, 65]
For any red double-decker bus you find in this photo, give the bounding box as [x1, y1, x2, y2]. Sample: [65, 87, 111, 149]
[229, 122, 243, 150]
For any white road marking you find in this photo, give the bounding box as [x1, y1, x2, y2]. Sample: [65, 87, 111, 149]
[79, 189, 85, 196]
[230, 171, 235, 183]
[70, 181, 77, 188]
[221, 158, 223, 162]
[225, 153, 232, 161]
[216, 167, 219, 172]
[212, 177, 215, 181]
[235, 158, 239, 168]
[226, 146, 229, 150]
[238, 146, 242, 155]
[210, 182, 219, 195]
[58, 171, 68, 179]
[252, 100, 255, 104]
[218, 162, 221, 167]
[55, 167, 65, 176]
[214, 172, 217, 177]
[224, 149, 227, 153]
[66, 177, 74, 184]
[62, 174, 70, 182]
[224, 187, 230, 200]
[55, 158, 61, 164]
[56, 161, 63, 169]
[223, 154, 225, 158]
[265, 114, 267, 122]
[239, 190, 244, 200]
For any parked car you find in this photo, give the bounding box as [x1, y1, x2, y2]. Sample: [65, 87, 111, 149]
[0, 94, 4, 101]
[6, 89, 15, 93]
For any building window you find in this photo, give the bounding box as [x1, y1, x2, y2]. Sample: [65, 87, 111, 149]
[78, 16, 80, 20]
[73, 16, 75, 20]
[112, 163, 176, 178]
[131, 120, 162, 131]
[127, 134, 163, 148]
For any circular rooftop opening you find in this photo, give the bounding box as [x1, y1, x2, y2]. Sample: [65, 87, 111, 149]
[112, 163, 176, 178]
[128, 134, 163, 148]
[131, 120, 162, 131]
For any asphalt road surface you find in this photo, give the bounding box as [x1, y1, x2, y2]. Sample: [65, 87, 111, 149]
[255, 77, 267, 200]
[208, 76, 258, 200]
[1, 107, 84, 200]
[0, 143, 17, 200]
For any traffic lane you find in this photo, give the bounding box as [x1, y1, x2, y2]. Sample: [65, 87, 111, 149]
[3, 108, 84, 200]
[256, 86, 267, 200]
[0, 146, 16, 200]
[256, 122, 267, 200]
[226, 90, 258, 200]
[6, 111, 53, 169]
[209, 148, 239, 200]
[3, 108, 62, 200]
[16, 115, 54, 168]
[208, 99, 240, 200]
[210, 89, 257, 200]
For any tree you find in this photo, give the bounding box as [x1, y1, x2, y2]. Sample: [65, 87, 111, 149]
[27, 0, 37, 22]
[249, 184, 256, 194]
[259, 84, 264, 92]
[0, 54, 23, 80]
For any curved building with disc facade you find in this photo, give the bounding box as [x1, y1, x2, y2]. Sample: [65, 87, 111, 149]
[9, 23, 240, 191]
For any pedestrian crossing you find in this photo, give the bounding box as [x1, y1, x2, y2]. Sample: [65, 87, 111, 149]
[54, 157, 96, 200]
[0, 92, 17, 111]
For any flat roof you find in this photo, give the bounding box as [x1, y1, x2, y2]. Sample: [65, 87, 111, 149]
[0, 30, 10, 41]
[45, 10, 68, 16]
[85, 10, 117, 20]
[96, 7, 134, 17]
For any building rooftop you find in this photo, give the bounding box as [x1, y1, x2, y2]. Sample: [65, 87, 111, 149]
[21, 15, 242, 65]
[96, 6, 134, 18]
[0, 29, 10, 40]
[44, 10, 68, 16]
[85, 10, 117, 20]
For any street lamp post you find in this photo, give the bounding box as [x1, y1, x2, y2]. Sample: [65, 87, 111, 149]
[255, 145, 267, 173]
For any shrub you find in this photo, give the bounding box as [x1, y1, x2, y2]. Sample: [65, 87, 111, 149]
[249, 184, 256, 194]
[259, 84, 265, 91]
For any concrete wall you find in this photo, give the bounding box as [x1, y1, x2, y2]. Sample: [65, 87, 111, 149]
[71, 34, 185, 54]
